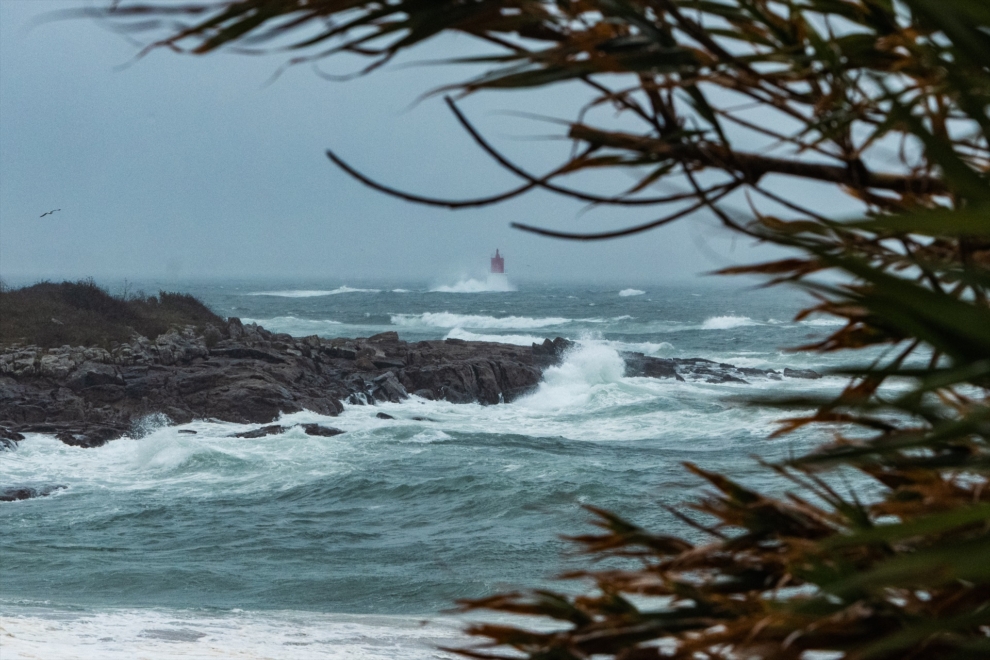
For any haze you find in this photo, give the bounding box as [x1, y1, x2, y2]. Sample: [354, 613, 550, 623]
[0, 1, 857, 285]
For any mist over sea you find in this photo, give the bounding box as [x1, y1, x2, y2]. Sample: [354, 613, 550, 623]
[1, 277, 852, 659]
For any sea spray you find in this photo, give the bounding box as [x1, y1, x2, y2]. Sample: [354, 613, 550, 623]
[391, 312, 572, 329]
[519, 342, 627, 411]
[430, 275, 516, 293]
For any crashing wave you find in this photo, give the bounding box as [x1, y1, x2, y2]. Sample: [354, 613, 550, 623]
[247, 287, 380, 297]
[430, 275, 516, 293]
[701, 315, 758, 330]
[391, 312, 571, 330]
[619, 289, 646, 297]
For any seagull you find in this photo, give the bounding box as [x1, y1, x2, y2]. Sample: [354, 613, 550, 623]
[39, 209, 61, 218]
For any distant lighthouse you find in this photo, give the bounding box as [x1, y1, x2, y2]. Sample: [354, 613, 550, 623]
[490, 249, 505, 274]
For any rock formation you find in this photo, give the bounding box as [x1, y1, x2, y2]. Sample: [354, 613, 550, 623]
[0, 322, 820, 450]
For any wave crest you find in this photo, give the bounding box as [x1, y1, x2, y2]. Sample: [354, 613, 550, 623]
[619, 289, 645, 297]
[247, 287, 380, 297]
[430, 275, 516, 293]
[391, 312, 570, 330]
[701, 315, 758, 330]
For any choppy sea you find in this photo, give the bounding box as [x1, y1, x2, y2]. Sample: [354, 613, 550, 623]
[1, 276, 856, 659]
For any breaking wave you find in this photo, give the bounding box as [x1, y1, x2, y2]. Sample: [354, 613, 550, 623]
[430, 276, 516, 293]
[701, 315, 759, 330]
[240, 316, 342, 336]
[391, 312, 571, 330]
[247, 287, 380, 297]
[444, 328, 545, 346]
[619, 289, 646, 297]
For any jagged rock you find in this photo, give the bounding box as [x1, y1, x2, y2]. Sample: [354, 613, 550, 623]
[1, 318, 822, 450]
[372, 371, 407, 403]
[65, 362, 122, 391]
[1, 426, 25, 447]
[56, 425, 123, 448]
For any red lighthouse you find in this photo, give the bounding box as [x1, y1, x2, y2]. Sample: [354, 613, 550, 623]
[490, 249, 505, 274]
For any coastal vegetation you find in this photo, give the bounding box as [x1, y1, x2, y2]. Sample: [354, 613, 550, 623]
[69, 1, 990, 657]
[0, 279, 224, 348]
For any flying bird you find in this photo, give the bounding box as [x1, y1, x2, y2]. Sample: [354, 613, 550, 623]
[39, 209, 61, 218]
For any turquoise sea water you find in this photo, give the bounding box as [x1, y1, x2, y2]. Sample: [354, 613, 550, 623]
[1, 278, 853, 658]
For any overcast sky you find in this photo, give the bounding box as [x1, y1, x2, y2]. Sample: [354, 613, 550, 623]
[0, 1, 861, 285]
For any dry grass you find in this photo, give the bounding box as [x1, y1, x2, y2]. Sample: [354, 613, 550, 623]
[0, 279, 224, 348]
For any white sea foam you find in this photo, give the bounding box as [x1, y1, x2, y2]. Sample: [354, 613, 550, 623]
[240, 316, 343, 336]
[391, 312, 572, 330]
[430, 275, 516, 293]
[247, 287, 380, 297]
[0, 606, 464, 660]
[444, 328, 545, 346]
[599, 339, 675, 356]
[619, 289, 645, 297]
[518, 342, 627, 412]
[701, 315, 758, 330]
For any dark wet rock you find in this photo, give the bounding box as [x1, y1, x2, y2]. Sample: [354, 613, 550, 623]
[411, 416, 435, 422]
[532, 337, 574, 360]
[56, 425, 123, 448]
[65, 362, 123, 391]
[784, 367, 823, 379]
[1, 426, 25, 450]
[1, 314, 822, 449]
[376, 412, 395, 420]
[231, 424, 286, 439]
[0, 484, 66, 502]
[300, 424, 344, 437]
[623, 354, 797, 385]
[178, 429, 197, 435]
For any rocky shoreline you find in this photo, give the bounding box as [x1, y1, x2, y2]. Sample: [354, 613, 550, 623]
[0, 319, 820, 450]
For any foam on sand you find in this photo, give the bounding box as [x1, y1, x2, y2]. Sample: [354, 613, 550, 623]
[0, 606, 464, 660]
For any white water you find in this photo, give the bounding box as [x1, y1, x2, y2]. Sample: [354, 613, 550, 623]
[247, 287, 380, 297]
[0, 607, 464, 660]
[701, 315, 758, 330]
[619, 289, 645, 297]
[391, 312, 572, 330]
[429, 275, 515, 293]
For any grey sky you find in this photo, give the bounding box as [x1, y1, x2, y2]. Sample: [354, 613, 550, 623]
[0, 1, 860, 285]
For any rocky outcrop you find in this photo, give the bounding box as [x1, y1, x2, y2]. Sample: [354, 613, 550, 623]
[0, 322, 821, 449]
[0, 321, 563, 447]
[621, 354, 819, 384]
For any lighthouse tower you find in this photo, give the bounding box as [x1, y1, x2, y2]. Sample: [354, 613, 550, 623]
[490, 249, 505, 274]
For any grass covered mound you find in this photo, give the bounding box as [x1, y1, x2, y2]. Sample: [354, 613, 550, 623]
[0, 280, 225, 348]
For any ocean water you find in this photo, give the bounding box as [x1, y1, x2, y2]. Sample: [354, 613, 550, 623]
[1, 277, 858, 658]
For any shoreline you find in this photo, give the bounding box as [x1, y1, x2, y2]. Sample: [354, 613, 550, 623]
[1, 317, 820, 453]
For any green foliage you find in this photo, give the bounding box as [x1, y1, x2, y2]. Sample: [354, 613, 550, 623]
[78, 0, 990, 656]
[0, 280, 225, 348]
